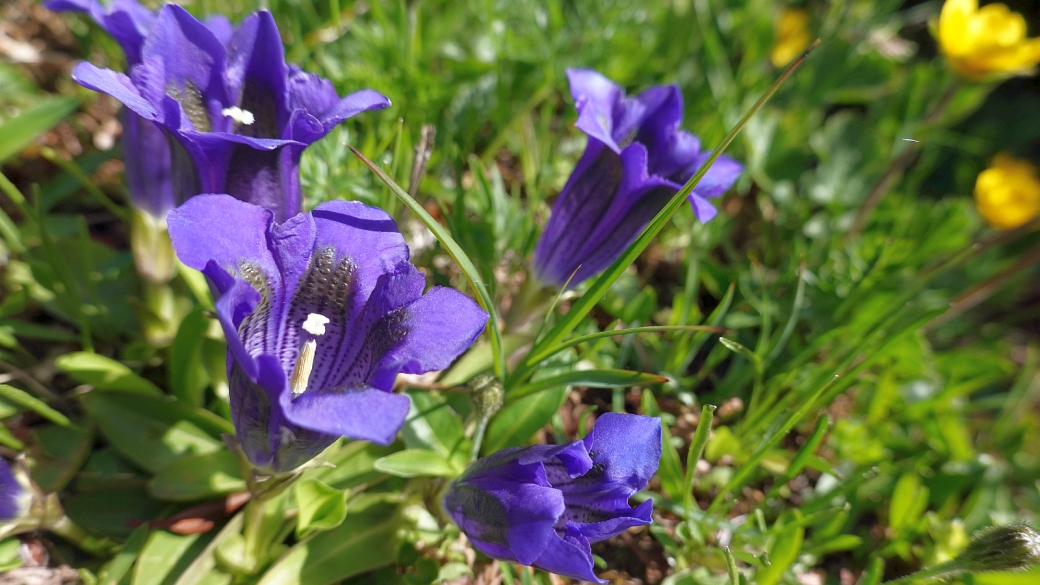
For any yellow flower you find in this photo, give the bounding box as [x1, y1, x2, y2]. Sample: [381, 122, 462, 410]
[771, 8, 813, 67]
[937, 0, 1040, 79]
[974, 153, 1040, 230]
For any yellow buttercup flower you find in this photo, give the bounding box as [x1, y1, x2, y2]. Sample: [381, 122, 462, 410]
[937, 0, 1040, 79]
[771, 8, 813, 67]
[974, 153, 1040, 230]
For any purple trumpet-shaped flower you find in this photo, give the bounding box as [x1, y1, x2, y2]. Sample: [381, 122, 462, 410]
[73, 5, 390, 222]
[533, 69, 743, 288]
[167, 195, 488, 472]
[0, 457, 27, 521]
[46, 0, 233, 218]
[443, 413, 661, 583]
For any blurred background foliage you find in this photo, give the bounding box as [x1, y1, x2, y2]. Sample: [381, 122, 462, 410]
[2, 0, 1040, 584]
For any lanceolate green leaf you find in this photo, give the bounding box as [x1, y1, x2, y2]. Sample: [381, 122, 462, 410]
[373, 449, 459, 478]
[524, 325, 723, 367]
[56, 352, 163, 396]
[0, 97, 79, 163]
[350, 146, 506, 381]
[507, 369, 667, 401]
[257, 494, 400, 585]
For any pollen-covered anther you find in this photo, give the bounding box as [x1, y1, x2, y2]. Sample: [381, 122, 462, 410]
[290, 313, 331, 398]
[302, 313, 330, 336]
[222, 106, 256, 126]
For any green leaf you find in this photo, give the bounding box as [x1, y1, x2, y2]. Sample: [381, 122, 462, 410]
[718, 337, 764, 374]
[258, 494, 400, 585]
[400, 391, 467, 459]
[57, 352, 163, 396]
[642, 391, 683, 499]
[975, 566, 1040, 585]
[684, 404, 717, 519]
[98, 525, 150, 585]
[527, 325, 722, 367]
[81, 391, 230, 473]
[889, 471, 929, 533]
[508, 369, 667, 401]
[65, 486, 165, 539]
[168, 308, 211, 406]
[0, 538, 22, 572]
[484, 385, 568, 454]
[295, 479, 348, 537]
[310, 441, 398, 491]
[148, 450, 245, 501]
[0, 383, 74, 428]
[132, 531, 203, 585]
[438, 335, 531, 387]
[172, 513, 242, 585]
[350, 146, 505, 380]
[756, 516, 804, 585]
[0, 97, 79, 163]
[373, 450, 458, 478]
[30, 423, 93, 492]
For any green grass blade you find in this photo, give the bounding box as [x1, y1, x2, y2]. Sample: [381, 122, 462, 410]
[683, 404, 716, 521]
[527, 325, 725, 367]
[507, 369, 667, 401]
[0, 383, 75, 428]
[351, 146, 506, 380]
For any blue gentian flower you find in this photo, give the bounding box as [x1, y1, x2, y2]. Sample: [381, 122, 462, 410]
[533, 69, 743, 288]
[443, 413, 661, 583]
[72, 5, 390, 222]
[0, 457, 27, 522]
[167, 195, 488, 472]
[45, 0, 233, 219]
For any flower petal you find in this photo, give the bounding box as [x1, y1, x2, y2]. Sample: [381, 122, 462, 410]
[310, 200, 411, 299]
[567, 68, 624, 153]
[532, 140, 625, 286]
[226, 11, 290, 140]
[581, 412, 661, 493]
[121, 111, 175, 217]
[72, 62, 157, 120]
[281, 385, 411, 445]
[368, 284, 488, 389]
[317, 88, 392, 129]
[141, 5, 228, 130]
[46, 0, 154, 64]
[445, 454, 564, 566]
[533, 527, 604, 584]
[682, 151, 743, 200]
[0, 457, 23, 521]
[167, 194, 279, 279]
[567, 143, 678, 285]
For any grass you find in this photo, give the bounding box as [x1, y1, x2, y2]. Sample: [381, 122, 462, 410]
[1, 0, 1040, 583]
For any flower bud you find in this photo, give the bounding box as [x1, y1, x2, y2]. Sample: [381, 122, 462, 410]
[953, 524, 1040, 574]
[469, 373, 504, 421]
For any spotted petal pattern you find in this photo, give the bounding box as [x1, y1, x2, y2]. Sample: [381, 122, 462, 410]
[168, 195, 488, 471]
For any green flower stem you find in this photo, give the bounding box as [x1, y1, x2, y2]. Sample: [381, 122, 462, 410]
[48, 515, 119, 556]
[470, 415, 491, 462]
[881, 560, 960, 585]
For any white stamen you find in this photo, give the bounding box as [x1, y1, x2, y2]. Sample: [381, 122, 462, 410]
[290, 313, 330, 397]
[302, 313, 330, 336]
[222, 106, 255, 126]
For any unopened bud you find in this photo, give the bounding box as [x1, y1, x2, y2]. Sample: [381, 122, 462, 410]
[954, 525, 1040, 573]
[469, 373, 504, 421]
